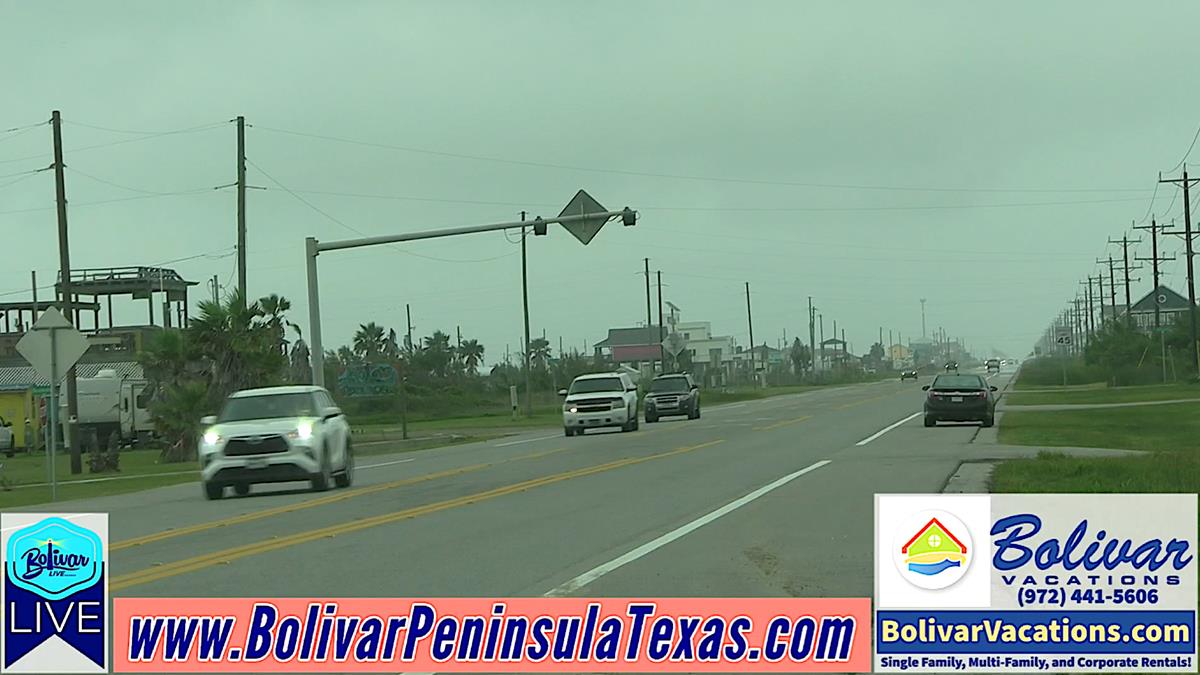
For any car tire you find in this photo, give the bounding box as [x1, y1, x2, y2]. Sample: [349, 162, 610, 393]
[203, 481, 224, 500]
[688, 403, 700, 420]
[233, 483, 250, 497]
[564, 427, 575, 437]
[632, 416, 639, 431]
[981, 415, 995, 428]
[923, 415, 936, 428]
[334, 439, 354, 488]
[310, 445, 332, 492]
[646, 414, 658, 423]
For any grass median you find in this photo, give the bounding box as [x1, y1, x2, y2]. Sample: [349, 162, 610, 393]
[991, 402, 1199, 493]
[0, 433, 500, 509]
[1005, 382, 1200, 406]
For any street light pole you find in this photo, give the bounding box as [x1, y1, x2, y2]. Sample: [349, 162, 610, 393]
[307, 206, 638, 386]
[520, 212, 532, 417]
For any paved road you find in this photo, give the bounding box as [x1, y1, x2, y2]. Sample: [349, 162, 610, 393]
[32, 370, 1018, 600]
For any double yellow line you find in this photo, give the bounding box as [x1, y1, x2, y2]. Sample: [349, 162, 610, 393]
[112, 446, 567, 552]
[112, 440, 723, 591]
[754, 415, 811, 431]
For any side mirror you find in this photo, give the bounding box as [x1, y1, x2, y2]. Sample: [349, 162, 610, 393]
[322, 406, 342, 420]
[557, 389, 568, 397]
[921, 385, 931, 391]
[627, 386, 638, 392]
[990, 386, 998, 392]
[200, 415, 217, 426]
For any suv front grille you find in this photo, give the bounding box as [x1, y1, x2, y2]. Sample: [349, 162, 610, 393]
[225, 435, 289, 456]
[575, 399, 617, 412]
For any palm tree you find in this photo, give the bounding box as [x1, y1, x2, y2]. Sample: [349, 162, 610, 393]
[457, 339, 485, 372]
[259, 294, 297, 355]
[528, 337, 552, 368]
[353, 322, 388, 361]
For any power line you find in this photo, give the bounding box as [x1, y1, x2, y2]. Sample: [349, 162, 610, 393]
[66, 166, 212, 196]
[247, 157, 519, 264]
[0, 167, 49, 191]
[0, 188, 215, 215]
[0, 121, 225, 165]
[254, 125, 1150, 195]
[1165, 121, 1200, 175]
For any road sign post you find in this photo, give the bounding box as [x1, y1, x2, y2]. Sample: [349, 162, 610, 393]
[305, 191, 638, 386]
[15, 307, 90, 502]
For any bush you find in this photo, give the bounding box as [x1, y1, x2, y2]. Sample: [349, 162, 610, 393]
[1017, 357, 1106, 387]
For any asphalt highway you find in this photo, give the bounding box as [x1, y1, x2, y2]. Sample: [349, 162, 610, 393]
[31, 369, 1018, 600]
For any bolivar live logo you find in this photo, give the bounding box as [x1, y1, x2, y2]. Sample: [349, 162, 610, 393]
[2, 514, 108, 674]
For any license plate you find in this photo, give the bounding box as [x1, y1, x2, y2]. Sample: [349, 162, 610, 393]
[951, 396, 963, 402]
[247, 459, 268, 470]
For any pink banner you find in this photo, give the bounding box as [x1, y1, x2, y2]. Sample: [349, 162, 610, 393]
[113, 597, 871, 672]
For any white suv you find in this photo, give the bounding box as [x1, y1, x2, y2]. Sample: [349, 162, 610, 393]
[198, 385, 353, 500]
[559, 372, 640, 436]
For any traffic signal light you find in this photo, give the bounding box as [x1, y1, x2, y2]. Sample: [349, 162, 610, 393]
[533, 217, 547, 236]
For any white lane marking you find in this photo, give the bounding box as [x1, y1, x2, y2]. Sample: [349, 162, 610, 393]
[495, 434, 558, 447]
[544, 459, 832, 597]
[359, 458, 417, 469]
[9, 469, 199, 490]
[855, 412, 922, 446]
[710, 403, 746, 411]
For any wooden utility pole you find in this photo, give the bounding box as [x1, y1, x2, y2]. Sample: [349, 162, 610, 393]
[1135, 217, 1176, 333]
[643, 258, 653, 375]
[236, 115, 247, 297]
[1160, 168, 1200, 375]
[51, 111, 82, 475]
[745, 282, 755, 381]
[1109, 233, 1142, 327]
[656, 270, 664, 370]
[807, 297, 816, 376]
[520, 212, 532, 416]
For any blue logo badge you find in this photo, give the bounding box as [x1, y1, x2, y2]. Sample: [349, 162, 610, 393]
[6, 517, 102, 601]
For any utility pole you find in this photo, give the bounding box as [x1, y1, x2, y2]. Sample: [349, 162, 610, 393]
[745, 282, 755, 383]
[920, 298, 927, 337]
[405, 304, 413, 354]
[656, 270, 664, 371]
[1072, 298, 1083, 355]
[1135, 217, 1175, 333]
[643, 258, 653, 375]
[236, 115, 247, 297]
[1080, 279, 1094, 346]
[51, 110, 81, 475]
[520, 212, 532, 417]
[1109, 233, 1142, 327]
[1160, 168, 1200, 375]
[807, 297, 816, 376]
[1096, 256, 1118, 326]
[818, 314, 825, 369]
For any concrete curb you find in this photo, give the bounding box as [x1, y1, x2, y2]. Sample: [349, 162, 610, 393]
[1000, 397, 1200, 412]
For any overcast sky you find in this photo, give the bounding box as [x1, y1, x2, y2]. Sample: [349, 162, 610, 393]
[3, 1, 1199, 363]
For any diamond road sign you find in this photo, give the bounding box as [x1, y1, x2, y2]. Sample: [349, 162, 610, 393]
[16, 307, 90, 384]
[558, 189, 609, 245]
[662, 332, 687, 357]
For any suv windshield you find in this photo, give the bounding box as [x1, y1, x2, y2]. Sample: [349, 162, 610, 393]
[568, 378, 624, 395]
[651, 377, 689, 393]
[932, 375, 985, 389]
[218, 392, 319, 422]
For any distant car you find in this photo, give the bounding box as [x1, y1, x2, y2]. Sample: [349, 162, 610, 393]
[560, 372, 640, 436]
[923, 374, 997, 427]
[986, 358, 1001, 373]
[198, 385, 353, 500]
[645, 373, 700, 423]
[900, 370, 919, 381]
[944, 361, 959, 373]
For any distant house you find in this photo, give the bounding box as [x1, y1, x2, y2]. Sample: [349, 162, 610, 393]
[674, 321, 738, 387]
[1125, 285, 1193, 332]
[593, 326, 667, 365]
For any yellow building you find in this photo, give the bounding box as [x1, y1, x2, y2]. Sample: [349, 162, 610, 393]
[0, 389, 36, 449]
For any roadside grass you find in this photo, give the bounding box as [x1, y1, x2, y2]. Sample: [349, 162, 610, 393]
[991, 403, 1199, 493]
[0, 434, 499, 509]
[1005, 382, 1200, 406]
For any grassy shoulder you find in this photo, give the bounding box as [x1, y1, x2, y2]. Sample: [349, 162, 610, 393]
[0, 434, 499, 509]
[1005, 382, 1200, 406]
[991, 403, 1199, 493]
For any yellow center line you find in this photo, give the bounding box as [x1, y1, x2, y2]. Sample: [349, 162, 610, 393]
[111, 439, 724, 591]
[111, 446, 568, 552]
[754, 415, 811, 431]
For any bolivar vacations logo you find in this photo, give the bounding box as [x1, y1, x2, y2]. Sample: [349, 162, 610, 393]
[892, 510, 973, 590]
[2, 513, 108, 674]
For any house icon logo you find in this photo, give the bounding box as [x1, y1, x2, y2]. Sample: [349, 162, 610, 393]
[892, 510, 973, 590]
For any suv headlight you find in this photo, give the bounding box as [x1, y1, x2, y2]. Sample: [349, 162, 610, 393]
[564, 403, 578, 413]
[288, 420, 315, 441]
[202, 429, 221, 446]
[611, 398, 626, 408]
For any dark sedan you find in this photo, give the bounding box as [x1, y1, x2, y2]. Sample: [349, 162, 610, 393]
[922, 374, 997, 427]
[900, 370, 919, 381]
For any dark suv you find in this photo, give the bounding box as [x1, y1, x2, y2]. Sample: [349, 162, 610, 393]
[645, 373, 700, 422]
